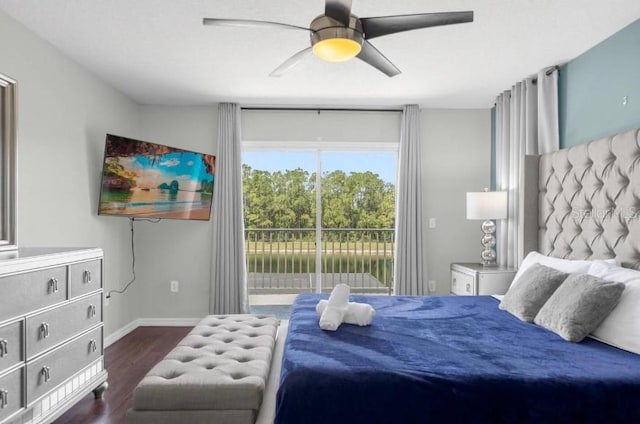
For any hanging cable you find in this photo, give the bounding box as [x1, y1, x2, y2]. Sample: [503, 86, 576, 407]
[106, 217, 160, 299]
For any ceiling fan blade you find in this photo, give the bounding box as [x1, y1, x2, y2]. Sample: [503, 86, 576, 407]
[325, 0, 353, 26]
[361, 11, 473, 39]
[269, 47, 313, 77]
[203, 18, 310, 32]
[356, 41, 401, 77]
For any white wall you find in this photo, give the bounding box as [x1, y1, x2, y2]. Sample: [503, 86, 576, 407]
[0, 9, 141, 335]
[421, 109, 492, 293]
[242, 109, 401, 143]
[134, 106, 218, 320]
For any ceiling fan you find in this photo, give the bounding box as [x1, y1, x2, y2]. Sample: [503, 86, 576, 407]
[203, 0, 473, 77]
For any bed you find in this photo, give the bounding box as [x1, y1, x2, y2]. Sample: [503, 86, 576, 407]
[271, 128, 640, 424]
[276, 294, 640, 423]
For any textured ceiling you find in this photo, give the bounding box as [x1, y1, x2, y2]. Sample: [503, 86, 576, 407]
[1, 0, 639, 108]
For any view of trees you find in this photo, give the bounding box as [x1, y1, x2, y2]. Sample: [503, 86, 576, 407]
[242, 164, 395, 229]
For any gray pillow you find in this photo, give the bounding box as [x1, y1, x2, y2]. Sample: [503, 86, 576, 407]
[499, 263, 568, 322]
[534, 273, 625, 342]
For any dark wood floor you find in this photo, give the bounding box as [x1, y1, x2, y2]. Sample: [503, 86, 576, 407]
[53, 326, 192, 424]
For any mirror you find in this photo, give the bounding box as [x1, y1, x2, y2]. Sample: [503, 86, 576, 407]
[0, 73, 17, 251]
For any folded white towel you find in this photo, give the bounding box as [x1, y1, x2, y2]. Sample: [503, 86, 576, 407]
[316, 299, 376, 326]
[319, 284, 350, 331]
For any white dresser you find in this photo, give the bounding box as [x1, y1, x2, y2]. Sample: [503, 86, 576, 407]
[0, 248, 108, 424]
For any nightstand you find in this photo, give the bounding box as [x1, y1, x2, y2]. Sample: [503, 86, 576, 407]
[450, 263, 517, 295]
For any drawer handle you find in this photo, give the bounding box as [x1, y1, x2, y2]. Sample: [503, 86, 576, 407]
[89, 339, 98, 353]
[88, 304, 97, 318]
[41, 366, 51, 383]
[48, 277, 59, 293]
[84, 270, 92, 284]
[0, 389, 7, 409]
[40, 322, 50, 339]
[0, 339, 7, 357]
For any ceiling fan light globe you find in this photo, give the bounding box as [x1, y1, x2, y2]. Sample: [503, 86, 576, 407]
[312, 38, 362, 62]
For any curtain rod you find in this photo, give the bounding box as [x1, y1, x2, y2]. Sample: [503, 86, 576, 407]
[241, 107, 403, 113]
[532, 65, 561, 84]
[493, 65, 561, 104]
[544, 65, 560, 76]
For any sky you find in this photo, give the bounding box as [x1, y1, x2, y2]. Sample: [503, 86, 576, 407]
[122, 152, 213, 191]
[242, 151, 397, 184]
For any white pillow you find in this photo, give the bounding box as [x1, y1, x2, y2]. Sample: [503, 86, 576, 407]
[587, 261, 640, 283]
[587, 261, 640, 355]
[510, 252, 614, 289]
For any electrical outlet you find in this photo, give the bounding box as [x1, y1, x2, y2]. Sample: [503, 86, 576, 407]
[428, 280, 436, 292]
[429, 218, 436, 229]
[622, 96, 628, 106]
[170, 280, 179, 293]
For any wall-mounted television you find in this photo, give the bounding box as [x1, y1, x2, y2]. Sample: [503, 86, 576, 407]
[98, 134, 215, 221]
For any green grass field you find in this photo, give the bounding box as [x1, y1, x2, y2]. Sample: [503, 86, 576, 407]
[246, 253, 394, 285]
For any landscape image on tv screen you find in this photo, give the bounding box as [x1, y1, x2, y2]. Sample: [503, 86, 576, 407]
[98, 134, 215, 221]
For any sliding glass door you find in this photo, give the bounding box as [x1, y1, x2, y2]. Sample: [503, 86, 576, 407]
[242, 149, 396, 297]
[319, 151, 395, 294]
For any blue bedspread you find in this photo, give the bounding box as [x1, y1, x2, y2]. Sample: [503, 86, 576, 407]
[275, 294, 640, 424]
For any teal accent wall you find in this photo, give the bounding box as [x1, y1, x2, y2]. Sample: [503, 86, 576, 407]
[490, 106, 496, 190]
[559, 19, 640, 148]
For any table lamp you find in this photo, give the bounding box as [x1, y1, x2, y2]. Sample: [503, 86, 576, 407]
[466, 189, 508, 265]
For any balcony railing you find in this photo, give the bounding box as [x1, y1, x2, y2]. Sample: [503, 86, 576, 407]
[245, 228, 394, 294]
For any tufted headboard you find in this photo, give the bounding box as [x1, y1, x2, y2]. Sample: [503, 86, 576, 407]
[521, 128, 640, 270]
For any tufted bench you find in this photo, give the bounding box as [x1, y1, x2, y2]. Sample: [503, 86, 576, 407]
[126, 314, 279, 424]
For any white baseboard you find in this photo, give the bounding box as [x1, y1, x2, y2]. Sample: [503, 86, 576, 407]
[136, 317, 201, 327]
[105, 318, 200, 347]
[105, 320, 139, 347]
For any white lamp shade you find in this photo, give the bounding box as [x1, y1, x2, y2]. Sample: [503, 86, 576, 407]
[466, 191, 508, 220]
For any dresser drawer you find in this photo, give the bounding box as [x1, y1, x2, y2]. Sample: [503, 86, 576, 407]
[69, 260, 102, 298]
[0, 267, 68, 322]
[451, 270, 475, 295]
[0, 320, 23, 374]
[26, 293, 102, 360]
[0, 366, 24, 422]
[26, 327, 102, 405]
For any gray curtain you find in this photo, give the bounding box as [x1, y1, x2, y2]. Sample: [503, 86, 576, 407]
[537, 68, 560, 155]
[393, 104, 426, 295]
[495, 67, 559, 268]
[210, 103, 249, 314]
